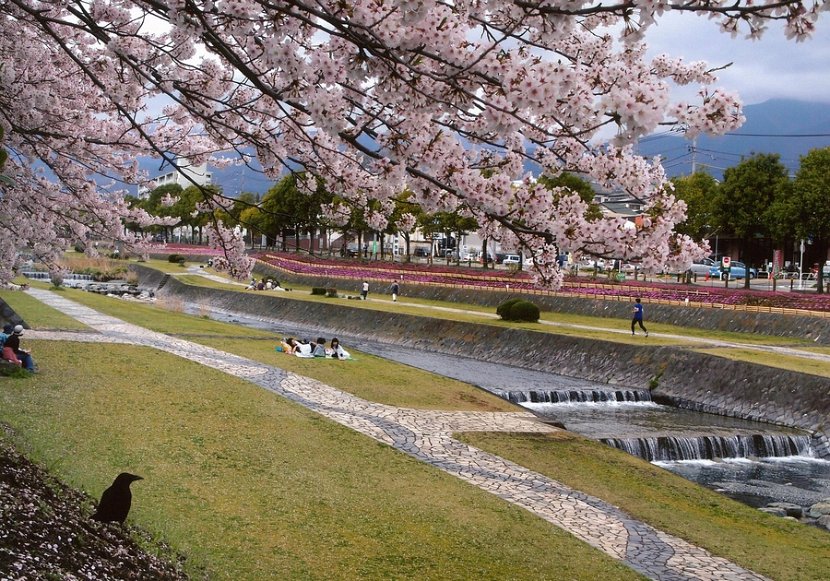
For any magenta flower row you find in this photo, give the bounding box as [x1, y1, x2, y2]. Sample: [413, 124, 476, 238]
[154, 247, 830, 314]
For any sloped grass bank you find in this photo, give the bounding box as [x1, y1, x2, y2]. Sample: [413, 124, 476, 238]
[459, 431, 830, 581]
[0, 342, 639, 580]
[28, 287, 512, 412]
[0, 288, 89, 331]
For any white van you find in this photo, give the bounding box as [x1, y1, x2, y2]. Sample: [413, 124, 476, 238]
[502, 255, 521, 265]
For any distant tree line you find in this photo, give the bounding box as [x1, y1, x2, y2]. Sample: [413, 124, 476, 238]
[126, 172, 600, 271]
[672, 147, 830, 293]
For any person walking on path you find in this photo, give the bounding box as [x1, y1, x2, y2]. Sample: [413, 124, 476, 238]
[360, 280, 369, 300]
[631, 298, 648, 337]
[390, 281, 399, 302]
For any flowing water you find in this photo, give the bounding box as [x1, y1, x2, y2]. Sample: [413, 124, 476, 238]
[201, 306, 830, 510]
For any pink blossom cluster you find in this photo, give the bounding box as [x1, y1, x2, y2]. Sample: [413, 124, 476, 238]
[1, 0, 824, 286]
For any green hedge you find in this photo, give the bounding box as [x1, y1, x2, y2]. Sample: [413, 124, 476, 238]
[496, 298, 522, 319]
[497, 298, 540, 322]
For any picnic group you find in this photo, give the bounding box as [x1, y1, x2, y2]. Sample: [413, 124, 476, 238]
[278, 336, 351, 360]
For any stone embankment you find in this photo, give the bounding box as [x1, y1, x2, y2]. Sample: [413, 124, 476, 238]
[133, 264, 830, 458]
[251, 262, 830, 345]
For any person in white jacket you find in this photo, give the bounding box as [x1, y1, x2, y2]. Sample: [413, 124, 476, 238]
[328, 338, 350, 360]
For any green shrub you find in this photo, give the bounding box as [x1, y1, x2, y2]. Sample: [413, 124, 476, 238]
[311, 287, 327, 295]
[168, 254, 186, 264]
[498, 299, 540, 322]
[509, 300, 540, 322]
[326, 288, 338, 297]
[496, 298, 522, 319]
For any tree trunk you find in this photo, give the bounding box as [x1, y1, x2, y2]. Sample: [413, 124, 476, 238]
[481, 238, 489, 269]
[817, 240, 827, 294]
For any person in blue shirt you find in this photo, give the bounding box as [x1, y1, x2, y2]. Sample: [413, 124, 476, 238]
[631, 298, 648, 337]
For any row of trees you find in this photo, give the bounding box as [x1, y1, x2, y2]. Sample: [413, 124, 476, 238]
[128, 172, 600, 269]
[673, 148, 830, 293]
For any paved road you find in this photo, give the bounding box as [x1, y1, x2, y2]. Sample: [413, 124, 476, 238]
[24, 288, 769, 580]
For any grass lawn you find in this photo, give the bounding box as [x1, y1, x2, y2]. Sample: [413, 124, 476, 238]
[6, 287, 514, 413]
[693, 347, 830, 378]
[459, 431, 830, 581]
[0, 342, 641, 581]
[4, 285, 829, 580]
[0, 289, 89, 331]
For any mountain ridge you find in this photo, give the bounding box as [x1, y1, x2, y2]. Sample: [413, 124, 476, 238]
[140, 99, 830, 196]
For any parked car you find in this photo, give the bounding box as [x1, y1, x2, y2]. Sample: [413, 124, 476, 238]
[413, 247, 430, 258]
[581, 258, 606, 270]
[502, 254, 521, 265]
[689, 257, 716, 276]
[708, 261, 758, 280]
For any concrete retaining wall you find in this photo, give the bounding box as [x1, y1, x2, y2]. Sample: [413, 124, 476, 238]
[135, 264, 830, 454]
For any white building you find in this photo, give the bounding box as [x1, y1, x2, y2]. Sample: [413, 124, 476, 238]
[137, 157, 212, 199]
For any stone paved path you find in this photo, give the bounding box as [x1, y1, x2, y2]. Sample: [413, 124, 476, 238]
[25, 288, 768, 580]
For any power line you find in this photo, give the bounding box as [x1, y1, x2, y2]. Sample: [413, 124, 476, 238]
[724, 132, 830, 138]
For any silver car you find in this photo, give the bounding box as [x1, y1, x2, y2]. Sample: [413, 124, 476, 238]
[689, 258, 716, 276]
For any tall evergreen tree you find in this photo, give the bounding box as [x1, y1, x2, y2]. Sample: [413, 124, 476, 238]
[714, 154, 789, 288]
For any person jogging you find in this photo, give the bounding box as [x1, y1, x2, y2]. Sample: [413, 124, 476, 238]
[631, 298, 648, 337]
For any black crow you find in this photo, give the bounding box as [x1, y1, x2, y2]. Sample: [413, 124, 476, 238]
[91, 472, 143, 524]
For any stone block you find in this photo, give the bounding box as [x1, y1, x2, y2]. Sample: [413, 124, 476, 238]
[767, 502, 803, 518]
[807, 501, 830, 519]
[758, 507, 787, 517]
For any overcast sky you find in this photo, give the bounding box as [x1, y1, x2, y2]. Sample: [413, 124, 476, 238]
[643, 13, 830, 107]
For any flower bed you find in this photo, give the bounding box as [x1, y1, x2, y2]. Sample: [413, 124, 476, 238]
[148, 244, 224, 256]
[252, 251, 830, 314]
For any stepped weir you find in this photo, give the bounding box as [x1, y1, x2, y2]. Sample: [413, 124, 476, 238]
[601, 434, 814, 462]
[504, 388, 651, 404]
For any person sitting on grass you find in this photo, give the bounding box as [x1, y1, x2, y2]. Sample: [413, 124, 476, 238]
[278, 337, 297, 353]
[4, 325, 34, 371]
[312, 337, 327, 357]
[328, 338, 350, 360]
[0, 323, 20, 367]
[293, 339, 314, 357]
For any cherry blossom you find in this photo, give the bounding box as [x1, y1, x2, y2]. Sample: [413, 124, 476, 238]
[0, 0, 824, 287]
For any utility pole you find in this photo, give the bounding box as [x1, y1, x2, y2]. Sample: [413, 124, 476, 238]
[690, 136, 697, 174]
